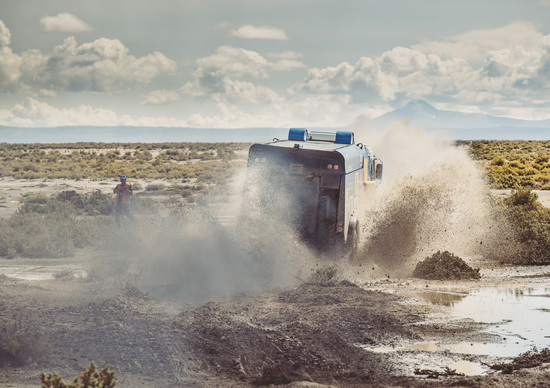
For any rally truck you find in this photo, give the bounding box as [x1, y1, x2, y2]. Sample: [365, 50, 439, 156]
[245, 128, 382, 251]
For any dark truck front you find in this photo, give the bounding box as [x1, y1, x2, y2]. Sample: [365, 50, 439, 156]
[245, 128, 382, 249]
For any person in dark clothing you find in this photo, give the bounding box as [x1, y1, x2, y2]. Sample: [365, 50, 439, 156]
[113, 175, 134, 225]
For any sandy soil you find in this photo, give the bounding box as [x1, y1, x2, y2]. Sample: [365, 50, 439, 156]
[0, 255, 549, 387]
[1, 178, 550, 387]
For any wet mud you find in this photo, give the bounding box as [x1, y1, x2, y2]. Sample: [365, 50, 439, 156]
[1, 257, 549, 387]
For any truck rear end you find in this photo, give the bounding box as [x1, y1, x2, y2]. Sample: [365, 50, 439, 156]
[245, 128, 382, 250]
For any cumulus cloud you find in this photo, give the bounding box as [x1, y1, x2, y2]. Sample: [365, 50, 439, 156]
[40, 13, 92, 32]
[0, 98, 119, 127]
[0, 20, 11, 46]
[37, 89, 56, 98]
[0, 21, 23, 93]
[231, 25, 288, 40]
[0, 98, 190, 127]
[141, 89, 180, 105]
[268, 50, 304, 60]
[184, 93, 371, 129]
[293, 22, 550, 111]
[181, 45, 304, 103]
[20, 36, 177, 92]
[412, 22, 542, 64]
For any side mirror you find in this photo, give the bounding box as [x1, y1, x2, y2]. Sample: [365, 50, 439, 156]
[374, 159, 383, 180]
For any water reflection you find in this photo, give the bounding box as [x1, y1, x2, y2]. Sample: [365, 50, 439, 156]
[411, 290, 467, 307]
[433, 287, 550, 357]
[448, 360, 487, 376]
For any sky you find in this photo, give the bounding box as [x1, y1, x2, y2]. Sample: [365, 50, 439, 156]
[1, 0, 550, 129]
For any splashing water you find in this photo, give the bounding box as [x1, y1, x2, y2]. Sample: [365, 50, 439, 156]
[349, 119, 512, 278]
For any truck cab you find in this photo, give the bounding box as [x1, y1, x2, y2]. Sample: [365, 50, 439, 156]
[245, 128, 382, 250]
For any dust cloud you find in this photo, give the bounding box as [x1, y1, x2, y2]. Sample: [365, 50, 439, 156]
[92, 169, 315, 304]
[349, 118, 512, 278]
[92, 120, 512, 301]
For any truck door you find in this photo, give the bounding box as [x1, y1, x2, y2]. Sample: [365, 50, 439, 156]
[287, 171, 321, 235]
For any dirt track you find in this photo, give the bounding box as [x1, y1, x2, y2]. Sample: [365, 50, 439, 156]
[1, 256, 550, 387]
[1, 176, 550, 386]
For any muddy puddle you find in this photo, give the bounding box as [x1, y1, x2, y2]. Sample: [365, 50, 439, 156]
[419, 286, 550, 357]
[363, 283, 550, 376]
[0, 260, 87, 280]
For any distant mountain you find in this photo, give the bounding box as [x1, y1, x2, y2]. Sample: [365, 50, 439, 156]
[0, 126, 290, 144]
[373, 100, 550, 140]
[1, 101, 549, 143]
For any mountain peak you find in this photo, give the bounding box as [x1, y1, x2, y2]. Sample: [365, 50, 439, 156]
[405, 99, 439, 114]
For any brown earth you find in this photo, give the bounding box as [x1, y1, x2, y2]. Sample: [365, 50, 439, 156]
[1, 177, 550, 387]
[1, 257, 549, 388]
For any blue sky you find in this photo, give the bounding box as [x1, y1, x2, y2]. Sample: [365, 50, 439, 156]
[1, 0, 550, 128]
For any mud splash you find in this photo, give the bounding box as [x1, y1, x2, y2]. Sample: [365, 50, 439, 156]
[349, 121, 512, 278]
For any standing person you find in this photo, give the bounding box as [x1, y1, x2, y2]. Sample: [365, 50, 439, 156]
[113, 175, 133, 225]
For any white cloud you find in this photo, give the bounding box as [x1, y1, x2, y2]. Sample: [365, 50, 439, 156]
[37, 89, 56, 98]
[268, 50, 304, 60]
[181, 46, 304, 103]
[40, 13, 92, 33]
[293, 22, 550, 111]
[0, 98, 118, 127]
[192, 46, 272, 80]
[0, 98, 190, 127]
[19, 36, 177, 92]
[0, 46, 22, 92]
[220, 78, 283, 104]
[141, 89, 180, 105]
[0, 20, 11, 46]
[231, 25, 288, 40]
[185, 93, 371, 129]
[412, 22, 542, 64]
[0, 22, 23, 93]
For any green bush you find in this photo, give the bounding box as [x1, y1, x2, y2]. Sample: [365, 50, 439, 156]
[462, 141, 550, 189]
[0, 312, 43, 367]
[0, 191, 113, 258]
[500, 189, 550, 265]
[145, 183, 166, 191]
[41, 361, 116, 388]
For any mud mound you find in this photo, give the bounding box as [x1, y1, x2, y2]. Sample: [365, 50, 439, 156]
[492, 348, 550, 373]
[412, 251, 480, 280]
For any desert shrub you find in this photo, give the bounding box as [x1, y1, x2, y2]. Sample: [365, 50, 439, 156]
[0, 312, 43, 367]
[490, 156, 505, 166]
[180, 188, 194, 197]
[499, 189, 550, 265]
[145, 183, 166, 191]
[84, 190, 114, 215]
[0, 205, 111, 258]
[0, 142, 248, 183]
[412, 251, 481, 280]
[19, 194, 74, 215]
[41, 361, 116, 388]
[20, 190, 114, 217]
[465, 141, 550, 189]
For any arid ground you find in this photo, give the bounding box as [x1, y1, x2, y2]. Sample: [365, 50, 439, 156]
[1, 255, 550, 387]
[1, 178, 550, 387]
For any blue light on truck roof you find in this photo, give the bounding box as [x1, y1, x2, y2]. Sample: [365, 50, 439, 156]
[335, 131, 354, 145]
[288, 128, 308, 141]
